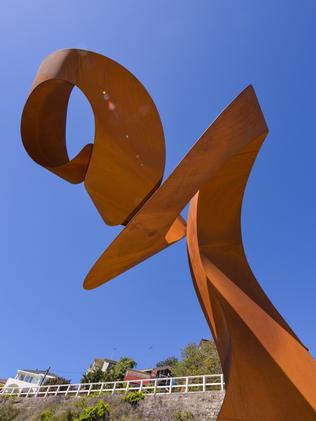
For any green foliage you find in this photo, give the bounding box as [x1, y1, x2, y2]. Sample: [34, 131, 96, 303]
[74, 397, 88, 410]
[81, 357, 136, 384]
[74, 401, 109, 421]
[124, 391, 145, 407]
[0, 402, 20, 421]
[170, 341, 222, 377]
[171, 410, 194, 421]
[156, 357, 178, 367]
[108, 358, 136, 382]
[81, 369, 107, 384]
[40, 410, 54, 421]
[44, 376, 71, 386]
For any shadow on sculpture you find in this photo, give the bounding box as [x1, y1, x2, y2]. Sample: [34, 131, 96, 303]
[21, 49, 316, 420]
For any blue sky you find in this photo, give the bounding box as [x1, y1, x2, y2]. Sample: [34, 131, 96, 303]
[1, 1, 316, 382]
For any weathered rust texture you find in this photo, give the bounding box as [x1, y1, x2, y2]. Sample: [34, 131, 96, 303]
[21, 49, 166, 226]
[22, 49, 316, 420]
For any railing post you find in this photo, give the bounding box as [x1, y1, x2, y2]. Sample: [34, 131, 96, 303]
[55, 385, 61, 396]
[26, 387, 31, 398]
[99, 383, 104, 395]
[65, 384, 70, 397]
[111, 381, 116, 396]
[139, 380, 143, 392]
[169, 377, 172, 394]
[203, 375, 206, 392]
[220, 374, 224, 391]
[75, 384, 81, 397]
[125, 381, 130, 394]
[88, 384, 93, 396]
[185, 377, 189, 393]
[154, 379, 158, 395]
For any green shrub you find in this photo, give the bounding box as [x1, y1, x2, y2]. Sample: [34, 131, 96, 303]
[40, 410, 54, 421]
[123, 391, 145, 407]
[171, 411, 194, 421]
[74, 400, 109, 421]
[74, 398, 87, 410]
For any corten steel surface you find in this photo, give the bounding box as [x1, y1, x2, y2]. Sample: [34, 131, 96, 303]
[21, 49, 166, 226]
[22, 49, 316, 420]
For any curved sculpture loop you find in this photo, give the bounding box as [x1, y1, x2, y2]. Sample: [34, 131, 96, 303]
[21, 49, 316, 420]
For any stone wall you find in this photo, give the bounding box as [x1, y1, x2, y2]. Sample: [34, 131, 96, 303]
[138, 392, 225, 420]
[0, 391, 225, 420]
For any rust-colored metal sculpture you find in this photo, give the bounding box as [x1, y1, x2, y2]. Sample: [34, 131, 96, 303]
[22, 49, 316, 420]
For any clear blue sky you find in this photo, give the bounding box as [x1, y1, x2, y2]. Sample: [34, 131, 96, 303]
[1, 1, 316, 382]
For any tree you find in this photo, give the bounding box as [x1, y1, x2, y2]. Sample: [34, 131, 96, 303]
[81, 357, 136, 383]
[170, 341, 222, 376]
[107, 357, 136, 382]
[81, 368, 107, 384]
[156, 357, 178, 368]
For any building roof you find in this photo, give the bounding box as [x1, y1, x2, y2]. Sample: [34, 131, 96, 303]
[199, 338, 211, 348]
[94, 358, 117, 364]
[140, 365, 172, 373]
[20, 369, 58, 377]
[124, 369, 151, 380]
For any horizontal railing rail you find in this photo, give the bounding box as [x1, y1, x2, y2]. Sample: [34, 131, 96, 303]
[0, 374, 224, 398]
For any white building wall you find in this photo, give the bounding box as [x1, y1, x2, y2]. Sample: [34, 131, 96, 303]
[4, 370, 56, 391]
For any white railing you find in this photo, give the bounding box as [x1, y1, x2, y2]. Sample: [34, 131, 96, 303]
[0, 374, 224, 398]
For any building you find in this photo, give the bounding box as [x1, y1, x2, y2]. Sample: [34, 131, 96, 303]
[150, 366, 173, 379]
[85, 357, 173, 385]
[124, 365, 172, 384]
[4, 369, 58, 391]
[86, 358, 117, 374]
[124, 368, 151, 386]
[199, 338, 211, 348]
